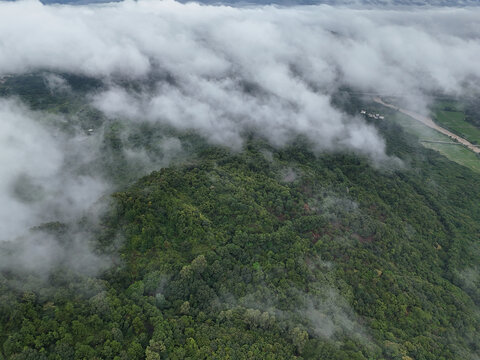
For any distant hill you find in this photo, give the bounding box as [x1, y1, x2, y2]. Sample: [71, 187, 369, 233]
[34, 0, 480, 6]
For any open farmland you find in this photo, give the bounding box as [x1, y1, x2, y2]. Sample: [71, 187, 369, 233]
[432, 102, 480, 145]
[389, 111, 480, 173]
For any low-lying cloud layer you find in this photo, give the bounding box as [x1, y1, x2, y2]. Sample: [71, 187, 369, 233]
[0, 100, 106, 239]
[0, 99, 110, 277]
[0, 95, 186, 278]
[1, 0, 480, 276]
[2, 1, 480, 158]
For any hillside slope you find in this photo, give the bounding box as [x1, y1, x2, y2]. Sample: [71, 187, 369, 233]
[1, 114, 480, 359]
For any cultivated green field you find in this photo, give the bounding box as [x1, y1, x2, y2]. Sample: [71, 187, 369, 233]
[432, 101, 480, 145]
[390, 112, 480, 173]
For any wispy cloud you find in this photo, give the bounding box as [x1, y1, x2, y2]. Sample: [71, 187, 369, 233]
[1, 0, 480, 276]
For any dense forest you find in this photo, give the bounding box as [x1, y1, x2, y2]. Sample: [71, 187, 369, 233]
[1, 74, 480, 359]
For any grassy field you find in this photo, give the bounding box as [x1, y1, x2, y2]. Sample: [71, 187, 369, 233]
[432, 101, 480, 145]
[390, 112, 480, 174]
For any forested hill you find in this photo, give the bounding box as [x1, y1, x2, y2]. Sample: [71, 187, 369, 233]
[1, 101, 480, 359]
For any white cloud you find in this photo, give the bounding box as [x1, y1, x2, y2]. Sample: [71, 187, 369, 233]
[0, 99, 109, 275]
[1, 1, 479, 162]
[1, 0, 480, 274]
[0, 100, 62, 240]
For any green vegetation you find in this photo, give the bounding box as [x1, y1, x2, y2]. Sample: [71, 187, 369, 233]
[387, 110, 480, 173]
[1, 78, 480, 359]
[2, 133, 480, 359]
[432, 101, 480, 145]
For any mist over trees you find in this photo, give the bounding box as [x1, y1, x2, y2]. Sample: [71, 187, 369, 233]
[1, 1, 480, 359]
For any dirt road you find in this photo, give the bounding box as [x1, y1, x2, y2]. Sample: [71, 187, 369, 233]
[373, 97, 480, 154]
